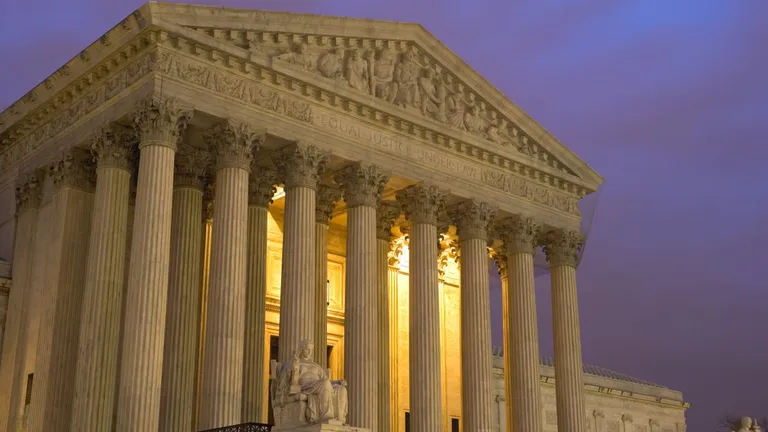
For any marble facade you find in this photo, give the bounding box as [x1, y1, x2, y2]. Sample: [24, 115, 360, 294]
[0, 3, 688, 432]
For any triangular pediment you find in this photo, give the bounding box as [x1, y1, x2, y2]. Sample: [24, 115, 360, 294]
[146, 2, 603, 191]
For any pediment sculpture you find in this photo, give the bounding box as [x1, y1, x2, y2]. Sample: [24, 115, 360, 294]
[734, 417, 762, 432]
[270, 339, 348, 429]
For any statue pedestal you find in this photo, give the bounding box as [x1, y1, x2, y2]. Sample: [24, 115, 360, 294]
[273, 420, 369, 432]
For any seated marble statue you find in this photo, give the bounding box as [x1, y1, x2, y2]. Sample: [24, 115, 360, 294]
[270, 339, 348, 429]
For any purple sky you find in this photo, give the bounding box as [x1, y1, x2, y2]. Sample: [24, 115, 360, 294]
[1, 0, 766, 430]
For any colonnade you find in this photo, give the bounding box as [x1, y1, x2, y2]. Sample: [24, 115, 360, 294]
[0, 96, 588, 432]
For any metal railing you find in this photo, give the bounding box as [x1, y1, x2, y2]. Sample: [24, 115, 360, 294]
[200, 423, 272, 432]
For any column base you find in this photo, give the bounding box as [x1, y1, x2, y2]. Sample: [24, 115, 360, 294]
[274, 421, 369, 432]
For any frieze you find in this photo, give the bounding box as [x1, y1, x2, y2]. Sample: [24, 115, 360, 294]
[194, 28, 571, 174]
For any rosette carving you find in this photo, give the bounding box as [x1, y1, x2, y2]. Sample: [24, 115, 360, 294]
[90, 123, 137, 170]
[447, 199, 496, 241]
[133, 96, 192, 148]
[249, 169, 280, 208]
[496, 216, 540, 255]
[333, 162, 389, 208]
[395, 184, 447, 226]
[376, 202, 401, 241]
[541, 229, 584, 267]
[271, 143, 329, 190]
[14, 168, 45, 214]
[49, 147, 95, 192]
[204, 120, 263, 171]
[174, 146, 212, 189]
[315, 184, 341, 224]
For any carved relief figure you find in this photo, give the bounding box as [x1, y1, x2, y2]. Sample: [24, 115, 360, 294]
[393, 47, 422, 108]
[270, 339, 348, 428]
[370, 49, 397, 102]
[419, 68, 446, 122]
[317, 48, 344, 79]
[275, 42, 315, 71]
[463, 104, 487, 134]
[445, 91, 466, 129]
[345, 49, 369, 93]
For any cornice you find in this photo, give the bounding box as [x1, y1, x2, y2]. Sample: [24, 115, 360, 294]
[0, 5, 152, 135]
[537, 378, 691, 411]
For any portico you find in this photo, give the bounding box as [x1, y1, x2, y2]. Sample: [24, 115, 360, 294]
[0, 3, 604, 432]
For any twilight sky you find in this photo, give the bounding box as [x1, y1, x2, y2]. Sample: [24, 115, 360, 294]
[1, 0, 766, 430]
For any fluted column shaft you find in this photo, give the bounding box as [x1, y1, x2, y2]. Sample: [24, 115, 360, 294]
[159, 145, 208, 432]
[200, 120, 261, 429]
[449, 200, 495, 432]
[0, 170, 43, 431]
[27, 149, 95, 432]
[242, 170, 277, 423]
[117, 97, 190, 432]
[313, 185, 339, 368]
[0, 286, 8, 362]
[498, 216, 543, 432]
[543, 230, 587, 432]
[491, 252, 513, 432]
[376, 204, 399, 432]
[386, 238, 402, 432]
[272, 144, 328, 362]
[336, 163, 388, 431]
[70, 125, 134, 432]
[396, 184, 446, 432]
[196, 187, 214, 430]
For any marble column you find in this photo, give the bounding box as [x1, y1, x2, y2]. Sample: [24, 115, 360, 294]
[387, 235, 404, 432]
[489, 248, 512, 432]
[313, 184, 341, 367]
[200, 120, 262, 429]
[196, 184, 215, 428]
[116, 97, 191, 432]
[0, 169, 44, 431]
[542, 229, 587, 432]
[396, 184, 446, 432]
[27, 148, 95, 432]
[271, 143, 329, 362]
[70, 124, 135, 432]
[497, 216, 543, 432]
[242, 169, 278, 423]
[335, 163, 389, 431]
[158, 147, 211, 432]
[0, 278, 8, 361]
[376, 203, 400, 432]
[448, 200, 496, 432]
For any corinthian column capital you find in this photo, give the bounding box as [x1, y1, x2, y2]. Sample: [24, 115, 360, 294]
[315, 184, 341, 224]
[15, 168, 45, 214]
[204, 120, 263, 171]
[541, 229, 584, 267]
[334, 162, 389, 208]
[272, 143, 329, 190]
[90, 123, 137, 170]
[133, 96, 192, 148]
[49, 147, 95, 192]
[174, 146, 213, 189]
[248, 169, 279, 208]
[395, 184, 447, 226]
[447, 199, 496, 241]
[488, 248, 508, 279]
[376, 203, 400, 241]
[496, 216, 540, 255]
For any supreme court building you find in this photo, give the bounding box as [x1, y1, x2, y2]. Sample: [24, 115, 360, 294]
[0, 3, 689, 432]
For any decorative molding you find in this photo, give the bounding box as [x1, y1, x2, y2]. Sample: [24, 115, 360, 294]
[376, 202, 400, 241]
[15, 168, 45, 214]
[203, 119, 262, 171]
[0, 32, 587, 218]
[496, 216, 540, 256]
[174, 145, 212, 189]
[90, 123, 137, 171]
[395, 183, 446, 226]
[272, 143, 329, 190]
[248, 169, 279, 208]
[133, 95, 192, 148]
[541, 229, 584, 268]
[315, 184, 341, 224]
[333, 162, 389, 208]
[49, 147, 96, 192]
[446, 199, 496, 241]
